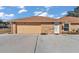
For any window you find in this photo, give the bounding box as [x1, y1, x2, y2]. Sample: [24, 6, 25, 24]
[64, 23, 69, 31]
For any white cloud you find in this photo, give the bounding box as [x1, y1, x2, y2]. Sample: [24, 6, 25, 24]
[44, 6, 52, 10]
[18, 9, 27, 14]
[56, 17, 61, 19]
[38, 12, 48, 16]
[61, 11, 67, 15]
[18, 6, 27, 14]
[19, 6, 25, 9]
[34, 11, 43, 16]
[0, 12, 10, 18]
[0, 12, 4, 17]
[48, 14, 54, 18]
[38, 12, 54, 18]
[0, 12, 15, 21]
[0, 6, 4, 9]
[4, 14, 15, 21]
[44, 6, 52, 11]
[34, 11, 54, 18]
[5, 14, 14, 17]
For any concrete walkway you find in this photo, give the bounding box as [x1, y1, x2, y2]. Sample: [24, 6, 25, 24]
[0, 34, 79, 53]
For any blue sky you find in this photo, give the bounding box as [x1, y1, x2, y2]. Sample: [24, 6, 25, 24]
[0, 6, 76, 21]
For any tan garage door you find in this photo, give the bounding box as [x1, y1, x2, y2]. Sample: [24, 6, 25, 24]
[17, 25, 41, 34]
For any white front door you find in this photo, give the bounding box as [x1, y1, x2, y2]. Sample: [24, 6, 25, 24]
[54, 25, 60, 34]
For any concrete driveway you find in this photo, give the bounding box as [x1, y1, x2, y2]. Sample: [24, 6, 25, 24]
[36, 35, 79, 53]
[0, 34, 79, 53]
[0, 34, 37, 53]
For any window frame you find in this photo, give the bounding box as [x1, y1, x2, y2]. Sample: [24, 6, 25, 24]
[63, 23, 69, 31]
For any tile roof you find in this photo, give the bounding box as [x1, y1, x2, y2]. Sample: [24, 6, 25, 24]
[12, 16, 79, 23]
[12, 16, 57, 23]
[59, 16, 79, 23]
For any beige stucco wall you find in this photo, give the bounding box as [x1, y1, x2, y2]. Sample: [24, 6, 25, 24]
[12, 24, 17, 34]
[70, 24, 79, 32]
[41, 24, 54, 34]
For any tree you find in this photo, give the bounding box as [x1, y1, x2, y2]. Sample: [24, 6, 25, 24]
[0, 20, 3, 23]
[74, 6, 79, 13]
[67, 6, 79, 17]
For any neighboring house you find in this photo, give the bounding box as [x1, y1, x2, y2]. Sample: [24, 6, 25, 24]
[11, 16, 79, 34]
[59, 16, 79, 34]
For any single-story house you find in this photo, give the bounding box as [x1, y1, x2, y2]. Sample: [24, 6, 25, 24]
[11, 16, 79, 34]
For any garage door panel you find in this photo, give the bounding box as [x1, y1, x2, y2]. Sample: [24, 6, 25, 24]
[17, 25, 41, 34]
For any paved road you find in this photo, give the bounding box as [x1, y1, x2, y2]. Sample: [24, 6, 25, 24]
[0, 34, 79, 53]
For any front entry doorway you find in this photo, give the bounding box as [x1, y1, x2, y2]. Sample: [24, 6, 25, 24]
[54, 22, 60, 34]
[54, 25, 60, 34]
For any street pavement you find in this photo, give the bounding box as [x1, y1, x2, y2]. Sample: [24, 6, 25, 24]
[0, 34, 79, 53]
